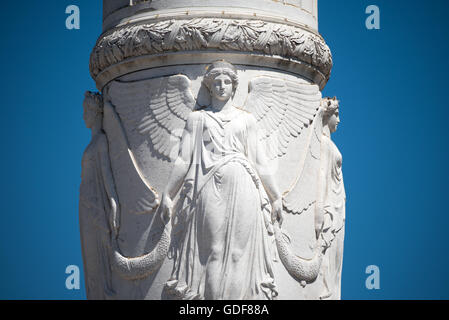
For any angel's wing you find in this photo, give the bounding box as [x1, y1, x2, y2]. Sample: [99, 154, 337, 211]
[108, 75, 197, 160]
[103, 102, 159, 215]
[283, 107, 324, 215]
[244, 76, 322, 160]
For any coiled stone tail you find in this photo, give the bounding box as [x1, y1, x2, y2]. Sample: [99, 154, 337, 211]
[111, 223, 171, 280]
[274, 224, 324, 285]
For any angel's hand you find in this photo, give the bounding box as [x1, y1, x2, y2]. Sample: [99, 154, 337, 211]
[314, 207, 326, 239]
[161, 193, 173, 224]
[109, 197, 120, 238]
[271, 198, 284, 227]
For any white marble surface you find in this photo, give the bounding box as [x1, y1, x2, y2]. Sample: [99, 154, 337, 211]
[79, 0, 345, 300]
[102, 0, 318, 32]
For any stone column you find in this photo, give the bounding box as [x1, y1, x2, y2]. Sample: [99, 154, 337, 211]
[80, 0, 345, 300]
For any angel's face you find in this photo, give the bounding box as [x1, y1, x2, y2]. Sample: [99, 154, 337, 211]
[209, 73, 234, 102]
[328, 109, 340, 133]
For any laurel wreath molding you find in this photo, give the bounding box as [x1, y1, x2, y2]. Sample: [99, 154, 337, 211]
[90, 18, 332, 83]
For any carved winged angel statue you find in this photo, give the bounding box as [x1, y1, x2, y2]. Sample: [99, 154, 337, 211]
[79, 92, 116, 299]
[316, 97, 346, 299]
[282, 97, 346, 297]
[106, 60, 325, 300]
[80, 90, 165, 291]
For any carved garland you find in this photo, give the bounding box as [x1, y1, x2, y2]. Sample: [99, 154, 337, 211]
[90, 18, 332, 80]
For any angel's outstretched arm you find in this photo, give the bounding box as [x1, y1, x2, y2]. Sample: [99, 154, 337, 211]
[315, 136, 332, 238]
[247, 115, 282, 203]
[99, 101, 120, 202]
[97, 132, 120, 233]
[247, 115, 283, 224]
[164, 113, 197, 199]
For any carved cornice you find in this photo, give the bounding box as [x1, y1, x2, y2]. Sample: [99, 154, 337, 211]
[90, 18, 332, 86]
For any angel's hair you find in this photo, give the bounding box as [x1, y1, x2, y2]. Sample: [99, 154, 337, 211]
[321, 96, 339, 117]
[203, 60, 239, 96]
[83, 91, 103, 115]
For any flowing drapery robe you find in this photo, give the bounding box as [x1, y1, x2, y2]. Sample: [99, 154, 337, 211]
[319, 135, 346, 300]
[79, 133, 114, 299]
[166, 107, 277, 300]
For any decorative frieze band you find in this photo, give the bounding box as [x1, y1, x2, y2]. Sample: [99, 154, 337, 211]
[89, 18, 332, 84]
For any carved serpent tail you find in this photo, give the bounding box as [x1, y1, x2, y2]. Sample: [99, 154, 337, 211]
[274, 224, 324, 285]
[111, 223, 171, 280]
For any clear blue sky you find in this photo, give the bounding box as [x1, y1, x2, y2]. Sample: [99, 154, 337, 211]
[0, 0, 448, 299]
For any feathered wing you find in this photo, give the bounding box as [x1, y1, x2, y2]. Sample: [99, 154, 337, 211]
[283, 107, 324, 215]
[108, 74, 197, 161]
[103, 102, 159, 215]
[243, 75, 325, 286]
[274, 110, 326, 286]
[102, 75, 196, 281]
[103, 98, 179, 281]
[244, 76, 322, 160]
